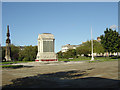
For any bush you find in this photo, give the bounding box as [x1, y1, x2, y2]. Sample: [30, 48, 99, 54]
[23, 57, 29, 61]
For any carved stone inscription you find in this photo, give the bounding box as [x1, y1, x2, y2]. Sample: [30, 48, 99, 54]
[43, 41, 53, 52]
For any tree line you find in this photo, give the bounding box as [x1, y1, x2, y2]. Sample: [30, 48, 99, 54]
[1, 28, 120, 61]
[57, 28, 120, 59]
[2, 45, 37, 61]
[57, 40, 105, 59]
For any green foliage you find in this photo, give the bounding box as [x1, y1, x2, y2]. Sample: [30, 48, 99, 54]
[2, 44, 38, 61]
[23, 57, 30, 61]
[58, 57, 91, 61]
[57, 49, 77, 59]
[1, 65, 23, 68]
[76, 40, 105, 56]
[0, 46, 2, 61]
[1, 61, 33, 64]
[57, 51, 63, 58]
[88, 56, 119, 63]
[93, 40, 105, 54]
[57, 40, 105, 59]
[18, 45, 37, 61]
[76, 41, 91, 56]
[10, 44, 20, 61]
[100, 28, 120, 53]
[2, 44, 20, 61]
[2, 47, 5, 60]
[63, 49, 76, 59]
[59, 56, 119, 62]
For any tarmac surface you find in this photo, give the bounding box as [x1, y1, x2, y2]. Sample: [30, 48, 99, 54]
[1, 60, 120, 88]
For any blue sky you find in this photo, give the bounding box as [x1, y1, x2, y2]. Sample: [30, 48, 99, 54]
[2, 2, 118, 52]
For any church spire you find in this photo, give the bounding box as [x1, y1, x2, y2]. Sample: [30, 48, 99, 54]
[7, 25, 10, 37]
[6, 25, 11, 44]
[5, 25, 11, 61]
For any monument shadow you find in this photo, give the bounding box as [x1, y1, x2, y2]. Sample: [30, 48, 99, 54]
[2, 69, 120, 88]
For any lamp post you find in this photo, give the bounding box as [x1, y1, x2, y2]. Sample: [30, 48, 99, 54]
[90, 27, 94, 61]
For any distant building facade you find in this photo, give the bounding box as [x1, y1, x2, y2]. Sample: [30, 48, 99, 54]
[61, 44, 80, 52]
[35, 33, 57, 62]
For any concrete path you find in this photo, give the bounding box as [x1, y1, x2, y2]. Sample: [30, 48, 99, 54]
[2, 60, 119, 88]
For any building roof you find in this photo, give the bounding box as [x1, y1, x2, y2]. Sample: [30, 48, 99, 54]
[62, 44, 81, 48]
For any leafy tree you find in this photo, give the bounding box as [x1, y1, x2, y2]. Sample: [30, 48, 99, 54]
[2, 44, 20, 61]
[57, 51, 63, 58]
[93, 40, 105, 54]
[76, 40, 105, 56]
[100, 28, 120, 54]
[18, 48, 25, 61]
[10, 44, 20, 61]
[76, 41, 91, 56]
[118, 35, 120, 52]
[19, 45, 38, 61]
[1, 46, 5, 61]
[0, 46, 2, 61]
[63, 49, 76, 59]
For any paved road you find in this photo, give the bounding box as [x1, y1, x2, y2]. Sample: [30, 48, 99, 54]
[2, 60, 119, 88]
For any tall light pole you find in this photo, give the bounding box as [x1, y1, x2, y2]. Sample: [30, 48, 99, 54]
[90, 27, 94, 61]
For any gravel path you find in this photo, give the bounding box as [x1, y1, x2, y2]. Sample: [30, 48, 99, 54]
[2, 60, 119, 88]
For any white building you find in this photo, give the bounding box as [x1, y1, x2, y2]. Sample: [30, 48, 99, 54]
[61, 44, 80, 52]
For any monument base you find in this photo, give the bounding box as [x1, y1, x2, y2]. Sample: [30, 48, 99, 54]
[5, 55, 11, 61]
[35, 59, 58, 62]
[35, 52, 58, 62]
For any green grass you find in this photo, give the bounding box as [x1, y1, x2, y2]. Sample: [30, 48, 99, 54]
[0, 65, 23, 68]
[0, 61, 33, 65]
[58, 56, 120, 62]
[88, 57, 120, 63]
[58, 57, 91, 61]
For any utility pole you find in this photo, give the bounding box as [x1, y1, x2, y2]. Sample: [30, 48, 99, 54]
[90, 27, 94, 61]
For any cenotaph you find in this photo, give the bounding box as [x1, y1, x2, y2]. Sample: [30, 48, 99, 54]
[35, 33, 58, 62]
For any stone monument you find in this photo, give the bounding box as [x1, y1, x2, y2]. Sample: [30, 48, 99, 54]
[35, 33, 58, 62]
[5, 25, 11, 61]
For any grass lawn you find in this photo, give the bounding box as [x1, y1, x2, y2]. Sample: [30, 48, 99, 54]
[0, 65, 23, 68]
[58, 57, 91, 62]
[88, 57, 120, 63]
[1, 56, 119, 64]
[58, 56, 120, 62]
[0, 61, 34, 65]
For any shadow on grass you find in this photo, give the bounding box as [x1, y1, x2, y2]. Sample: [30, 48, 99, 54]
[2, 70, 120, 88]
[110, 56, 120, 59]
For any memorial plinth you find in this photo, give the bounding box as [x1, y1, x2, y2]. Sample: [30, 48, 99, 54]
[35, 33, 58, 62]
